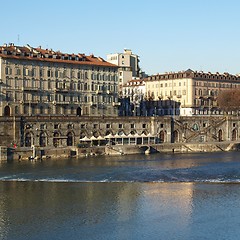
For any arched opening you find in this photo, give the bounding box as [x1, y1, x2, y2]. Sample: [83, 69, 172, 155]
[105, 130, 113, 136]
[232, 129, 237, 141]
[159, 130, 165, 143]
[93, 131, 99, 138]
[4, 106, 11, 116]
[39, 132, 47, 147]
[218, 129, 223, 142]
[77, 107, 82, 116]
[67, 132, 73, 146]
[25, 132, 32, 147]
[173, 130, 179, 143]
[53, 132, 60, 148]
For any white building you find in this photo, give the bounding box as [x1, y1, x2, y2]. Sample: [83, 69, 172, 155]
[107, 49, 140, 94]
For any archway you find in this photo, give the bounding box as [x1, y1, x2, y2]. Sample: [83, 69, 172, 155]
[232, 129, 237, 141]
[159, 130, 165, 143]
[67, 132, 73, 146]
[218, 129, 223, 142]
[25, 132, 32, 147]
[173, 130, 179, 143]
[39, 132, 47, 147]
[77, 107, 82, 116]
[4, 106, 10, 116]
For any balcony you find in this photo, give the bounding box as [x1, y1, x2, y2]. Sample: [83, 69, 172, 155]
[54, 87, 70, 92]
[21, 87, 40, 92]
[112, 102, 121, 106]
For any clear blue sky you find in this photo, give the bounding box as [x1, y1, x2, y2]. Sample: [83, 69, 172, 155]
[2, 0, 240, 75]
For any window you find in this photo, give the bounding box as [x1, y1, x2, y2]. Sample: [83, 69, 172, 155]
[142, 124, 146, 128]
[81, 124, 86, 128]
[106, 123, 111, 128]
[40, 69, 44, 77]
[93, 124, 98, 129]
[160, 124, 164, 128]
[119, 124, 123, 129]
[5, 67, 12, 75]
[131, 123, 135, 128]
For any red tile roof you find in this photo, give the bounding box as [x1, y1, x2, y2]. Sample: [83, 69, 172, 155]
[0, 44, 118, 68]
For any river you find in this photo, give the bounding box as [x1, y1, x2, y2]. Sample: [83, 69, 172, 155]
[0, 151, 240, 240]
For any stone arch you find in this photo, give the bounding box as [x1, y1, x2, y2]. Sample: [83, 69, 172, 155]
[142, 130, 149, 135]
[232, 129, 237, 141]
[218, 129, 223, 142]
[118, 130, 127, 136]
[67, 132, 74, 146]
[25, 132, 33, 147]
[173, 130, 179, 143]
[39, 131, 47, 147]
[130, 130, 136, 135]
[80, 131, 88, 139]
[4, 106, 11, 116]
[93, 131, 100, 138]
[159, 130, 166, 143]
[105, 130, 113, 136]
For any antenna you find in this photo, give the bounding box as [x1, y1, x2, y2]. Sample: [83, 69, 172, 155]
[17, 34, 20, 45]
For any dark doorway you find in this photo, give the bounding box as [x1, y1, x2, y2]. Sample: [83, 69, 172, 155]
[232, 129, 237, 141]
[77, 107, 82, 116]
[4, 106, 10, 116]
[218, 129, 223, 142]
[67, 132, 73, 146]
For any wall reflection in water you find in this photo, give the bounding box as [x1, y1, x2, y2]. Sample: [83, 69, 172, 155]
[1, 180, 240, 240]
[0, 181, 197, 240]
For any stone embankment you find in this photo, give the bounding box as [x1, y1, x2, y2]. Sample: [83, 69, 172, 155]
[1, 141, 239, 162]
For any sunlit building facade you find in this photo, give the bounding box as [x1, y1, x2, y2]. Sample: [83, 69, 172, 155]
[145, 69, 240, 116]
[107, 49, 140, 95]
[0, 43, 119, 117]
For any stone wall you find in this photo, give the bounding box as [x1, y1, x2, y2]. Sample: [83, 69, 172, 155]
[0, 115, 239, 160]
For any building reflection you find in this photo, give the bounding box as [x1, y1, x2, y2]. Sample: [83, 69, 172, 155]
[140, 183, 194, 228]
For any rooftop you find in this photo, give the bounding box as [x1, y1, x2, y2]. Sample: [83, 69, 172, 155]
[0, 43, 118, 68]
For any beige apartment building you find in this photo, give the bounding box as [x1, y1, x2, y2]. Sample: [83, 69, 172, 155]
[107, 49, 140, 94]
[145, 69, 240, 116]
[0, 43, 119, 117]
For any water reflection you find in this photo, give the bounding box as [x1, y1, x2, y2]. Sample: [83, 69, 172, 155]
[0, 189, 8, 240]
[0, 181, 240, 239]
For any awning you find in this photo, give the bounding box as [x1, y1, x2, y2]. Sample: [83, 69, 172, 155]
[80, 136, 91, 141]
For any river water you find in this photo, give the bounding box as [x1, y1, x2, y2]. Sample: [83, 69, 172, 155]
[0, 152, 240, 240]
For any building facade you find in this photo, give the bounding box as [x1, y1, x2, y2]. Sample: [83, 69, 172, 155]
[0, 43, 119, 117]
[107, 49, 140, 94]
[121, 79, 146, 116]
[145, 69, 240, 116]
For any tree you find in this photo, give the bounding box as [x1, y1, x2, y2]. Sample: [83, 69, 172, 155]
[217, 89, 240, 112]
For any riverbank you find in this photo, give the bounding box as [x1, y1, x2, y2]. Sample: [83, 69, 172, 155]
[1, 140, 239, 162]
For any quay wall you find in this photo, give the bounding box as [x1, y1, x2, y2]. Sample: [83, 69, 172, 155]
[0, 115, 239, 161]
